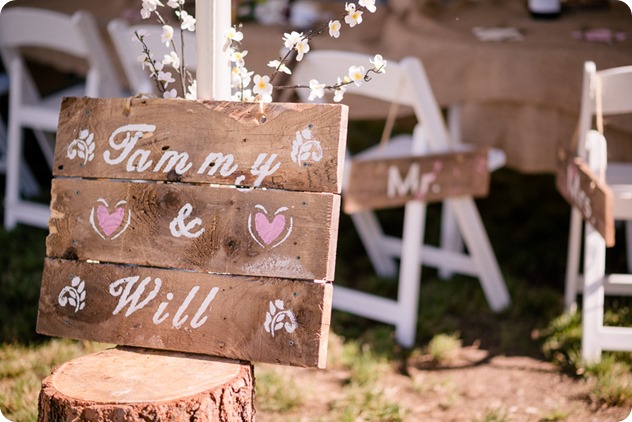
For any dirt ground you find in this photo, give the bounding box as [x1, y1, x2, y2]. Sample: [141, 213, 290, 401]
[255, 344, 632, 422]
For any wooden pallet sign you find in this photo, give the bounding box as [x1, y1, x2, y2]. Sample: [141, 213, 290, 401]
[37, 97, 348, 368]
[343, 147, 489, 213]
[556, 153, 614, 246]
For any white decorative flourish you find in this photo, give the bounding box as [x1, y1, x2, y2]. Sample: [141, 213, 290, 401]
[291, 127, 323, 167]
[67, 129, 96, 165]
[264, 299, 297, 337]
[58, 276, 86, 313]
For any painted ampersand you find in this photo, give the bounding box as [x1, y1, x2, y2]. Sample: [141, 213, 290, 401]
[169, 203, 205, 239]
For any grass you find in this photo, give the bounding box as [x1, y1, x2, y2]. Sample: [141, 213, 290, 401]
[426, 333, 461, 365]
[1, 160, 632, 419]
[0, 339, 109, 421]
[254, 368, 304, 413]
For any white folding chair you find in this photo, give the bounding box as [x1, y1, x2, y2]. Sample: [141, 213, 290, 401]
[564, 61, 632, 363]
[0, 71, 39, 197]
[293, 51, 511, 347]
[0, 7, 124, 229]
[107, 18, 196, 96]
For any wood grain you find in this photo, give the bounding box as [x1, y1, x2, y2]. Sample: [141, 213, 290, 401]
[37, 258, 332, 368]
[54, 97, 348, 193]
[556, 155, 614, 246]
[46, 178, 340, 281]
[39, 348, 254, 421]
[344, 148, 489, 213]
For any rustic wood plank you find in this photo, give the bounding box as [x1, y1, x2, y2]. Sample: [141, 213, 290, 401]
[343, 148, 489, 213]
[37, 258, 332, 368]
[54, 97, 348, 193]
[46, 178, 340, 281]
[556, 155, 615, 246]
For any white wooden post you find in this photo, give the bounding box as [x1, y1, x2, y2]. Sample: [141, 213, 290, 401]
[195, 0, 231, 100]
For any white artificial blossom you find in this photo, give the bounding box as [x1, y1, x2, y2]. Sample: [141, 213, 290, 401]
[333, 77, 347, 102]
[344, 3, 363, 27]
[163, 51, 180, 71]
[267, 60, 291, 75]
[359, 0, 377, 13]
[370, 54, 387, 73]
[161, 25, 173, 46]
[177, 10, 195, 31]
[348, 65, 366, 87]
[308, 79, 325, 101]
[137, 0, 386, 102]
[328, 20, 341, 38]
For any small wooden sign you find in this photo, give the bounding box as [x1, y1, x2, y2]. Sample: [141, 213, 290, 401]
[343, 147, 489, 213]
[556, 153, 614, 246]
[37, 98, 348, 368]
[39, 259, 331, 368]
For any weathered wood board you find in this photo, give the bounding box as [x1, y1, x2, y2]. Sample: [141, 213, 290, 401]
[37, 259, 332, 368]
[343, 148, 489, 213]
[556, 154, 614, 246]
[47, 178, 340, 281]
[38, 98, 348, 368]
[54, 97, 347, 193]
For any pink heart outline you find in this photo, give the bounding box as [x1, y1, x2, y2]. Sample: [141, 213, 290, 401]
[254, 212, 286, 245]
[97, 205, 125, 237]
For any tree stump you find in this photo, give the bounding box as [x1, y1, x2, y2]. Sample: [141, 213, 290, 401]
[38, 347, 255, 422]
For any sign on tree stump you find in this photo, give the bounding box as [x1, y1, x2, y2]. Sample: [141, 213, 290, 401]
[37, 97, 348, 368]
[556, 151, 614, 246]
[343, 147, 489, 213]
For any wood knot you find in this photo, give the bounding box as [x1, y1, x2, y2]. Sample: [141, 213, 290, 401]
[62, 247, 79, 261]
[223, 238, 240, 257]
[166, 170, 182, 183]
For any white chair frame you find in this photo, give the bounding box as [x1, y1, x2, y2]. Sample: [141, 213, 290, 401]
[0, 71, 39, 196]
[0, 7, 123, 229]
[293, 51, 511, 347]
[564, 61, 632, 363]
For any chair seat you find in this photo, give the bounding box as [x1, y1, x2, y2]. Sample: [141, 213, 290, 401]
[20, 84, 86, 130]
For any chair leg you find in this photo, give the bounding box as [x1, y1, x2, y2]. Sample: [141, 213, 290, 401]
[4, 110, 22, 230]
[394, 200, 426, 348]
[565, 208, 583, 313]
[350, 210, 398, 278]
[626, 221, 632, 273]
[33, 129, 55, 168]
[438, 202, 462, 280]
[582, 223, 606, 364]
[448, 197, 510, 312]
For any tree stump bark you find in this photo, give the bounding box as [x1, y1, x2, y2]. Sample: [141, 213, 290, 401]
[38, 347, 255, 421]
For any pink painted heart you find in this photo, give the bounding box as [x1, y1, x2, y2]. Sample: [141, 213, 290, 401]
[255, 212, 286, 245]
[97, 205, 125, 237]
